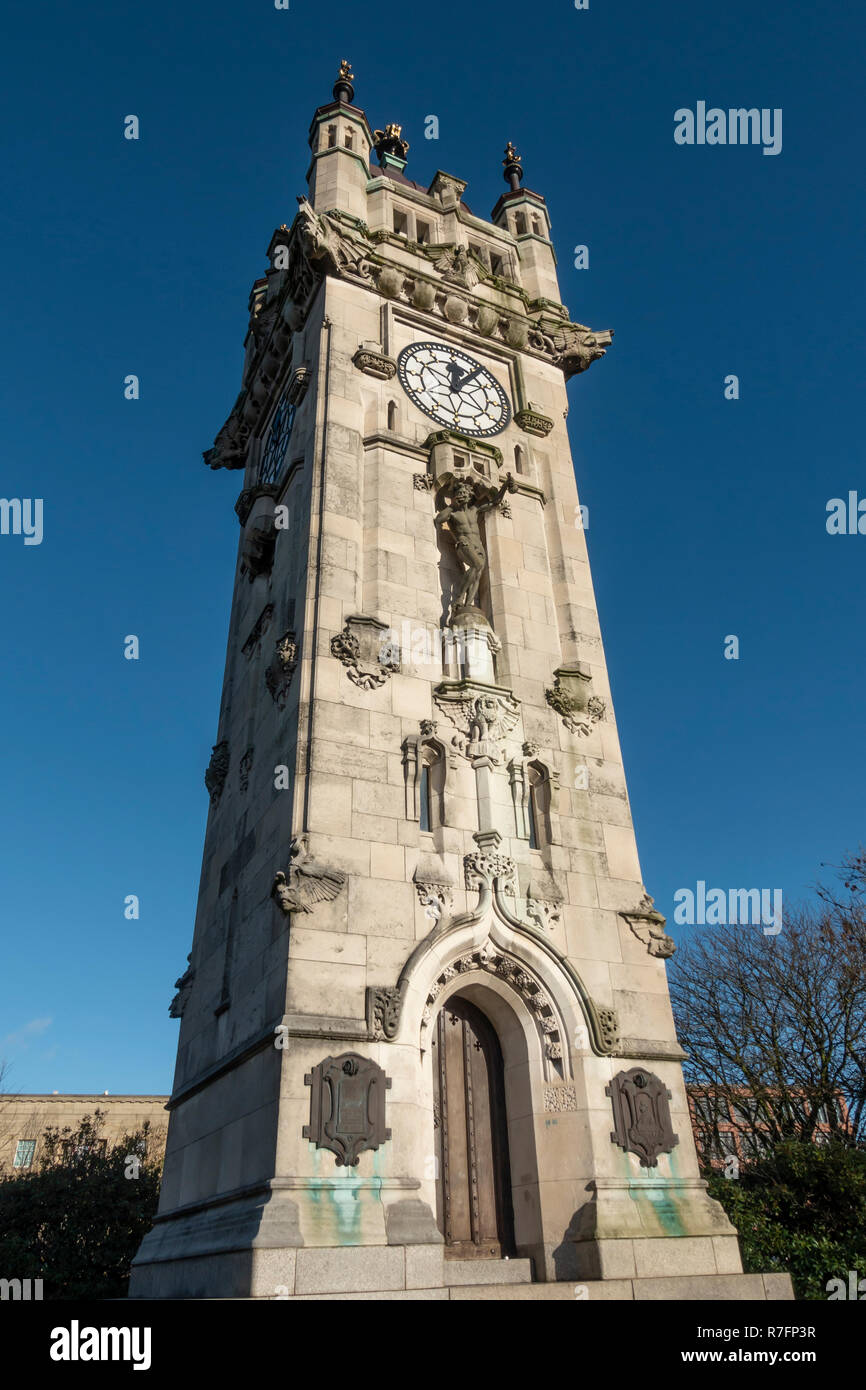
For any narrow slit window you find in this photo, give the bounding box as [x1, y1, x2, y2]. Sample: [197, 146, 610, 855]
[527, 783, 539, 849]
[419, 764, 431, 833]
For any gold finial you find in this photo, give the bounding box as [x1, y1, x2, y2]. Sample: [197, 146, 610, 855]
[373, 123, 410, 165]
[502, 141, 524, 191]
[333, 58, 355, 103]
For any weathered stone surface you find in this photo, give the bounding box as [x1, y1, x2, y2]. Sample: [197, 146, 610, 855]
[132, 70, 783, 1304]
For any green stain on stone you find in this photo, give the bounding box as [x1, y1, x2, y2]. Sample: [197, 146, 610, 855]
[627, 1165, 686, 1237]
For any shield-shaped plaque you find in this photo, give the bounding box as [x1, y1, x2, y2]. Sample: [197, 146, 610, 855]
[303, 1052, 392, 1167]
[606, 1067, 679, 1168]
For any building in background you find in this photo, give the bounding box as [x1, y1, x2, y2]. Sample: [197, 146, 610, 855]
[0, 1096, 168, 1175]
[688, 1086, 851, 1168]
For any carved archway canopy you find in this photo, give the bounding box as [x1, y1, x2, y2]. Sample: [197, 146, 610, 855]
[365, 830, 621, 1062]
[421, 942, 570, 1082]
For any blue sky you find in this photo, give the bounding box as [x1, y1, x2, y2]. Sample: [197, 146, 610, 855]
[1, 0, 863, 1093]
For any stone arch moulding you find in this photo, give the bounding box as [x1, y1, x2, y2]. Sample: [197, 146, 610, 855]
[365, 829, 620, 1061]
[421, 941, 572, 1084]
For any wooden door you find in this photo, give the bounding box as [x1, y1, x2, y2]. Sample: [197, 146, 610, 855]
[432, 996, 515, 1258]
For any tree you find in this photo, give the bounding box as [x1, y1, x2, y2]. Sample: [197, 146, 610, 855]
[706, 1139, 866, 1300]
[0, 1110, 163, 1299]
[669, 853, 866, 1156]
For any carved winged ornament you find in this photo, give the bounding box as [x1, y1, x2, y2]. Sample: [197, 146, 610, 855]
[271, 836, 347, 915]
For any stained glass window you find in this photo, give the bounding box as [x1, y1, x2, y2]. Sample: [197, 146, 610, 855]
[258, 392, 295, 487]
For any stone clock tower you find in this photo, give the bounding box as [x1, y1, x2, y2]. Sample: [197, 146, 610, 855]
[130, 64, 790, 1301]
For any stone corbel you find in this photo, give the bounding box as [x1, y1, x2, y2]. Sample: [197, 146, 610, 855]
[352, 343, 397, 379]
[525, 867, 565, 935]
[412, 852, 454, 926]
[514, 403, 555, 437]
[464, 829, 517, 900]
[330, 614, 400, 690]
[425, 430, 503, 490]
[620, 892, 676, 959]
[545, 663, 606, 737]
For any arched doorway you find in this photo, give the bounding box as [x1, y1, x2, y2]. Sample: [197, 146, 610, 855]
[432, 996, 516, 1259]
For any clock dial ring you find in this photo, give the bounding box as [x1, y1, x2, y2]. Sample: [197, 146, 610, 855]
[396, 341, 511, 438]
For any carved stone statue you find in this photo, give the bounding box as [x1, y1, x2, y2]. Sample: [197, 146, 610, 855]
[271, 836, 347, 915]
[435, 475, 515, 615]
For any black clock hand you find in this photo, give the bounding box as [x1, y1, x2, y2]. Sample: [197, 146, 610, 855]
[455, 365, 482, 390]
[446, 361, 463, 392]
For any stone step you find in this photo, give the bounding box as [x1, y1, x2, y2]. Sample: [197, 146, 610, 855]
[443, 1257, 533, 1287]
[287, 1272, 793, 1300]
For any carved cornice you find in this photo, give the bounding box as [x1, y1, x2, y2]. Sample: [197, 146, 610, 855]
[205, 199, 612, 473]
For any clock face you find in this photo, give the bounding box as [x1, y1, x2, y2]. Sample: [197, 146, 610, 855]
[396, 342, 511, 437]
